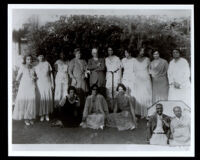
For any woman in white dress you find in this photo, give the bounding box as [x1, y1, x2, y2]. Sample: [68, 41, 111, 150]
[120, 49, 135, 97]
[168, 49, 191, 107]
[35, 54, 54, 122]
[13, 55, 37, 126]
[105, 47, 121, 111]
[133, 48, 152, 118]
[54, 52, 69, 107]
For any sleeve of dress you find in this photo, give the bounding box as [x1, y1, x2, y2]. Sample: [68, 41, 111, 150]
[54, 60, 58, 71]
[59, 96, 67, 107]
[16, 65, 24, 82]
[146, 116, 153, 141]
[68, 59, 75, 79]
[167, 61, 173, 85]
[48, 62, 54, 87]
[83, 60, 88, 70]
[170, 120, 175, 137]
[164, 60, 169, 74]
[179, 59, 190, 88]
[48, 62, 52, 71]
[101, 96, 109, 114]
[116, 57, 121, 70]
[82, 97, 90, 118]
[146, 58, 151, 74]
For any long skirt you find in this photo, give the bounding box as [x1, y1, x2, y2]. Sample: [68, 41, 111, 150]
[36, 78, 53, 116]
[13, 80, 36, 120]
[152, 76, 168, 103]
[150, 133, 168, 145]
[169, 127, 190, 146]
[122, 76, 134, 97]
[106, 111, 135, 131]
[80, 113, 105, 129]
[168, 86, 191, 107]
[133, 74, 152, 117]
[54, 73, 69, 106]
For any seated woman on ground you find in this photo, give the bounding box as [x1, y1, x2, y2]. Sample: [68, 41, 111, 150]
[51, 86, 81, 127]
[106, 83, 137, 131]
[80, 84, 109, 130]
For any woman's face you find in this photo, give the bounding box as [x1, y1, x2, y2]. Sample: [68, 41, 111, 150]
[108, 48, 113, 56]
[139, 48, 145, 57]
[173, 107, 182, 118]
[60, 52, 65, 60]
[75, 51, 81, 59]
[92, 88, 97, 96]
[92, 49, 98, 58]
[153, 51, 160, 59]
[69, 90, 75, 97]
[26, 56, 32, 65]
[38, 55, 44, 62]
[172, 50, 180, 59]
[118, 86, 125, 94]
[125, 50, 130, 58]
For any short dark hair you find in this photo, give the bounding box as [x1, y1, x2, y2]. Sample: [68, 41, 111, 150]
[74, 48, 81, 53]
[37, 52, 46, 57]
[173, 106, 182, 112]
[172, 49, 182, 56]
[156, 103, 163, 108]
[91, 84, 99, 92]
[135, 47, 147, 57]
[116, 83, 126, 92]
[67, 86, 77, 94]
[22, 54, 33, 64]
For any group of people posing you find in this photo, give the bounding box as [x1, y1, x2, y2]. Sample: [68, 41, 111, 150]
[12, 46, 191, 146]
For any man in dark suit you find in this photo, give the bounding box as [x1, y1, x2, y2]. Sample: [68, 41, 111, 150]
[146, 103, 171, 145]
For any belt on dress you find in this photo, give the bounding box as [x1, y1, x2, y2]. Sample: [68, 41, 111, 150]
[153, 132, 165, 134]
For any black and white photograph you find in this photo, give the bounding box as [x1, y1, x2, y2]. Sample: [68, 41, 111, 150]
[8, 4, 194, 157]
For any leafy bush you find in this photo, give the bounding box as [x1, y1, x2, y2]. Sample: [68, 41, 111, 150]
[13, 15, 191, 66]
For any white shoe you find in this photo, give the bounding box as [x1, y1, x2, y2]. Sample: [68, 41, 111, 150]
[30, 120, 34, 125]
[25, 121, 30, 126]
[45, 115, 49, 121]
[40, 116, 44, 122]
[130, 126, 135, 130]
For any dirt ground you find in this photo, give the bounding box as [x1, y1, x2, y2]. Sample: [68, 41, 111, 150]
[12, 118, 147, 144]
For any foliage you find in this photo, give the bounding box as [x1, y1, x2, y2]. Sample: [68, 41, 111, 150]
[13, 15, 191, 65]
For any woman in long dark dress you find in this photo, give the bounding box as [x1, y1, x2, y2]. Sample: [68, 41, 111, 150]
[51, 86, 81, 127]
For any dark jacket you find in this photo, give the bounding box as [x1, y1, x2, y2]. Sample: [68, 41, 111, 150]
[88, 58, 105, 87]
[147, 113, 171, 141]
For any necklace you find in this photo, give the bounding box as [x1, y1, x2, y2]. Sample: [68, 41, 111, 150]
[68, 96, 76, 104]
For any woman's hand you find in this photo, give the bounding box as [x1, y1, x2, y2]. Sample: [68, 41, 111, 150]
[72, 78, 77, 85]
[174, 82, 181, 89]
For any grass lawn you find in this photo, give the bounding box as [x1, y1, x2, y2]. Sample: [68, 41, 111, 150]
[12, 118, 147, 144]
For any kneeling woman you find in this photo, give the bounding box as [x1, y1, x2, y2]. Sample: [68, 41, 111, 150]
[52, 86, 81, 127]
[106, 83, 137, 131]
[80, 84, 109, 129]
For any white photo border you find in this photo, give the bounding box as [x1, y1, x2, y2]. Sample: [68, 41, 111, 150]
[8, 4, 195, 157]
